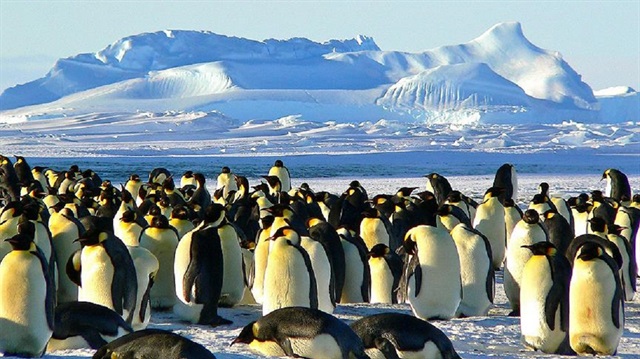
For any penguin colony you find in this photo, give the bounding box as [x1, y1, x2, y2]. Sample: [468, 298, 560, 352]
[0, 154, 637, 358]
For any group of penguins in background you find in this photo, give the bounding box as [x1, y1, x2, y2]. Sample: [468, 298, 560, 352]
[0, 154, 638, 358]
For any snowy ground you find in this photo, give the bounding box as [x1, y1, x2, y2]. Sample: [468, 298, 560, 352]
[1, 173, 639, 359]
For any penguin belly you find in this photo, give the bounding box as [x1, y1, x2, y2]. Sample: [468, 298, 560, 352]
[0, 251, 52, 357]
[262, 243, 312, 315]
[473, 199, 506, 269]
[250, 231, 271, 304]
[520, 256, 566, 353]
[139, 228, 178, 309]
[218, 225, 245, 307]
[360, 218, 389, 250]
[570, 259, 624, 355]
[173, 232, 203, 323]
[369, 257, 394, 304]
[49, 213, 81, 303]
[288, 334, 343, 359]
[78, 247, 122, 317]
[339, 239, 367, 303]
[128, 246, 159, 330]
[504, 224, 546, 312]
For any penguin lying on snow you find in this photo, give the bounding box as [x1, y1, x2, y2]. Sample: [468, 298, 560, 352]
[93, 328, 216, 359]
[350, 312, 461, 359]
[232, 306, 368, 359]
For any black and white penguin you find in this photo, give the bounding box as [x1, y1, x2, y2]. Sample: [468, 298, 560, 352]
[268, 159, 292, 193]
[216, 166, 238, 200]
[503, 198, 523, 244]
[504, 209, 549, 315]
[569, 242, 624, 356]
[46, 301, 133, 351]
[588, 190, 616, 229]
[93, 328, 216, 359]
[13, 155, 34, 187]
[425, 172, 452, 206]
[436, 204, 471, 232]
[607, 225, 636, 301]
[360, 206, 394, 250]
[569, 193, 591, 236]
[69, 217, 138, 324]
[215, 210, 245, 308]
[493, 163, 518, 204]
[300, 231, 335, 313]
[148, 168, 171, 186]
[180, 170, 196, 190]
[125, 242, 159, 330]
[48, 207, 83, 303]
[542, 209, 574, 259]
[336, 226, 370, 304]
[307, 218, 346, 305]
[0, 227, 54, 357]
[262, 227, 318, 315]
[173, 204, 232, 326]
[450, 222, 494, 317]
[114, 209, 145, 246]
[138, 215, 179, 309]
[405, 225, 461, 320]
[187, 173, 211, 217]
[169, 205, 195, 238]
[520, 241, 574, 355]
[331, 180, 369, 229]
[0, 200, 23, 261]
[445, 190, 477, 224]
[602, 168, 631, 204]
[473, 187, 507, 270]
[350, 312, 462, 359]
[232, 306, 368, 359]
[0, 155, 21, 202]
[367, 243, 402, 304]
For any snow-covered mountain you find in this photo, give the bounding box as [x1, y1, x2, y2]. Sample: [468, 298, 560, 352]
[0, 22, 636, 124]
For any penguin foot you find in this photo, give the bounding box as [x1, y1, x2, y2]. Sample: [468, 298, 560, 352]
[208, 315, 233, 327]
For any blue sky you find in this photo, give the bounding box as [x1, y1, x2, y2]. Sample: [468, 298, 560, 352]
[0, 1, 638, 92]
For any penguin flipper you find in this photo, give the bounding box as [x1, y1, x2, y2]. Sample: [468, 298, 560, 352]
[294, 243, 318, 310]
[81, 330, 108, 349]
[31, 247, 55, 330]
[374, 337, 400, 359]
[409, 255, 422, 297]
[66, 249, 82, 287]
[139, 275, 154, 323]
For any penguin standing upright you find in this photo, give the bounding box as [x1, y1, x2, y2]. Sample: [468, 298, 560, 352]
[169, 205, 195, 238]
[138, 215, 179, 309]
[543, 209, 574, 258]
[504, 198, 523, 243]
[232, 307, 368, 359]
[0, 226, 54, 357]
[173, 204, 231, 326]
[473, 187, 507, 270]
[504, 209, 549, 315]
[69, 217, 138, 324]
[360, 206, 394, 250]
[215, 210, 245, 308]
[49, 207, 83, 303]
[367, 243, 403, 304]
[125, 242, 159, 331]
[262, 227, 317, 315]
[216, 166, 238, 200]
[13, 156, 34, 187]
[493, 163, 518, 204]
[187, 173, 211, 217]
[450, 223, 494, 317]
[114, 209, 145, 246]
[570, 193, 591, 236]
[520, 241, 573, 355]
[405, 225, 461, 320]
[268, 159, 292, 193]
[350, 312, 462, 359]
[602, 169, 631, 204]
[425, 173, 452, 206]
[607, 225, 636, 301]
[569, 242, 624, 356]
[337, 227, 370, 304]
[307, 218, 346, 306]
[300, 233, 335, 313]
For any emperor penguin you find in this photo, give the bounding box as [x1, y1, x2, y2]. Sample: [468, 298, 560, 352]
[332, 180, 369, 229]
[138, 215, 180, 309]
[250, 216, 274, 305]
[425, 172, 452, 206]
[360, 206, 394, 250]
[436, 204, 471, 232]
[13, 155, 34, 187]
[607, 225, 636, 301]
[169, 205, 195, 238]
[504, 209, 549, 315]
[504, 198, 523, 244]
[520, 241, 574, 355]
[69, 217, 138, 324]
[613, 204, 640, 277]
[46, 301, 133, 351]
[337, 226, 370, 304]
[268, 159, 292, 193]
[216, 166, 238, 200]
[187, 172, 211, 217]
[147, 168, 171, 186]
[0, 200, 23, 261]
[0, 155, 21, 202]
[473, 187, 507, 270]
[350, 312, 462, 359]
[232, 306, 368, 359]
[93, 328, 216, 359]
[445, 190, 477, 224]
[569, 242, 624, 356]
[262, 227, 318, 315]
[300, 233, 336, 313]
[367, 243, 403, 304]
[307, 218, 346, 303]
[124, 174, 143, 202]
[588, 190, 616, 229]
[48, 207, 83, 303]
[215, 209, 246, 308]
[31, 166, 49, 195]
[602, 168, 631, 204]
[173, 203, 231, 326]
[125, 243, 159, 330]
[114, 209, 145, 246]
[0, 228, 54, 358]
[405, 225, 461, 320]
[570, 193, 591, 236]
[493, 163, 518, 204]
[450, 223, 494, 317]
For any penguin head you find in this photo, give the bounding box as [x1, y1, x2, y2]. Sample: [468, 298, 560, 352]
[170, 205, 190, 220]
[274, 159, 284, 168]
[69, 165, 80, 174]
[538, 182, 550, 197]
[436, 204, 453, 217]
[522, 209, 540, 224]
[162, 177, 176, 192]
[269, 226, 300, 244]
[265, 204, 291, 218]
[235, 175, 249, 190]
[397, 187, 417, 198]
[543, 209, 558, 220]
[21, 202, 40, 221]
[503, 198, 516, 208]
[368, 243, 390, 258]
[231, 321, 258, 346]
[262, 175, 281, 191]
[483, 187, 504, 200]
[14, 155, 25, 164]
[306, 217, 324, 229]
[588, 217, 607, 233]
[576, 242, 604, 262]
[590, 190, 605, 203]
[203, 203, 226, 225]
[120, 209, 137, 223]
[147, 204, 162, 217]
[221, 166, 231, 174]
[193, 173, 206, 186]
[609, 224, 626, 236]
[129, 174, 141, 182]
[522, 241, 557, 256]
[361, 206, 378, 218]
[5, 233, 34, 251]
[17, 220, 36, 239]
[446, 190, 463, 203]
[1, 200, 23, 219]
[150, 215, 170, 229]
